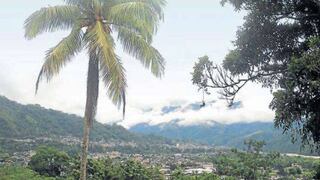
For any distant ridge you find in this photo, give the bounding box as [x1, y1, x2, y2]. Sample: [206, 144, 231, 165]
[0, 96, 177, 154]
[130, 120, 315, 155]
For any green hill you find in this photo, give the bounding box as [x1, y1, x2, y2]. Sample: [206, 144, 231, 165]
[0, 96, 176, 154]
[130, 122, 316, 155]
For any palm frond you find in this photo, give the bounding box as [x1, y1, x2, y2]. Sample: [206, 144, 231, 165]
[104, 0, 165, 20]
[24, 5, 81, 39]
[36, 27, 84, 93]
[116, 26, 165, 77]
[64, 0, 92, 8]
[107, 12, 154, 43]
[93, 0, 103, 15]
[100, 54, 127, 117]
[105, 0, 165, 37]
[64, 0, 85, 5]
[86, 21, 127, 114]
[64, 0, 100, 17]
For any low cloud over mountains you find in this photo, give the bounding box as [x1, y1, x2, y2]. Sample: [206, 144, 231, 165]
[119, 98, 274, 128]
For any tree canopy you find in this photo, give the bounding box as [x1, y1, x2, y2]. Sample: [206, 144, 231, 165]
[192, 0, 320, 150]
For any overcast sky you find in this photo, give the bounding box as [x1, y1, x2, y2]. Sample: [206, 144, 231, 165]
[0, 0, 274, 128]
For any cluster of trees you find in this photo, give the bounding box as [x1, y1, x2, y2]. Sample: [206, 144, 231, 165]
[212, 140, 319, 180]
[214, 141, 275, 179]
[1, 145, 320, 179]
[26, 147, 164, 180]
[24, 147, 228, 179]
[0, 166, 55, 180]
[4, 146, 218, 180]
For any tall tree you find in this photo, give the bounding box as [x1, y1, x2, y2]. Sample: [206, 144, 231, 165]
[192, 0, 320, 150]
[24, 0, 166, 179]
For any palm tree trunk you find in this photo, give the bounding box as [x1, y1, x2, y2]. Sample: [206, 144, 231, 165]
[80, 116, 91, 180]
[80, 52, 99, 180]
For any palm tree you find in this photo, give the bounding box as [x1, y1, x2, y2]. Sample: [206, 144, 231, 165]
[24, 0, 165, 179]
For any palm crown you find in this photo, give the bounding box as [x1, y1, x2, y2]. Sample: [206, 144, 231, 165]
[24, 0, 166, 116]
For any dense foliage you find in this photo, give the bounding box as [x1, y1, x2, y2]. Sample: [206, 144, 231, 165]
[315, 164, 320, 179]
[212, 140, 318, 180]
[27, 147, 165, 180]
[0, 166, 55, 180]
[214, 145, 277, 179]
[29, 147, 70, 177]
[192, 0, 320, 149]
[270, 37, 320, 147]
[2, 144, 319, 179]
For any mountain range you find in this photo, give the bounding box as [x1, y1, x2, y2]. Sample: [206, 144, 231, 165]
[0, 96, 179, 154]
[130, 101, 315, 155]
[0, 95, 314, 155]
[130, 121, 312, 154]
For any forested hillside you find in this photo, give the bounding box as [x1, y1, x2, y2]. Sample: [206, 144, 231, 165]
[131, 121, 314, 155]
[0, 96, 176, 154]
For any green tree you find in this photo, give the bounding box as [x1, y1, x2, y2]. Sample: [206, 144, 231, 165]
[24, 0, 166, 179]
[315, 164, 320, 180]
[213, 140, 279, 180]
[120, 159, 151, 180]
[0, 166, 55, 180]
[70, 158, 164, 180]
[171, 167, 185, 179]
[28, 146, 70, 177]
[192, 0, 320, 150]
[244, 139, 266, 154]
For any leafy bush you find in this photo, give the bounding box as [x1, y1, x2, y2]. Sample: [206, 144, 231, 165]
[69, 156, 164, 180]
[315, 164, 320, 180]
[29, 146, 70, 177]
[0, 166, 55, 180]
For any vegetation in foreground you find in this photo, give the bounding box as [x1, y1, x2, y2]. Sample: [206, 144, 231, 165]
[1, 141, 320, 180]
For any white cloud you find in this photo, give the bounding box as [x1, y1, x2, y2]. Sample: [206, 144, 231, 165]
[118, 85, 275, 129]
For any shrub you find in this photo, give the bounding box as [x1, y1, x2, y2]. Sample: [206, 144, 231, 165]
[29, 146, 70, 177]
